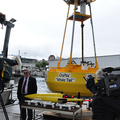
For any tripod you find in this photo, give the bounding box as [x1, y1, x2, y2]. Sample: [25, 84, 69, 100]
[0, 93, 9, 120]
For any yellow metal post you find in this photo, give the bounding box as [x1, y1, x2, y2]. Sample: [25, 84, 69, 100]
[57, 5, 70, 68]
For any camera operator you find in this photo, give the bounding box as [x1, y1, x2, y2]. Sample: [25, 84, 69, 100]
[86, 68, 120, 120]
[0, 58, 18, 93]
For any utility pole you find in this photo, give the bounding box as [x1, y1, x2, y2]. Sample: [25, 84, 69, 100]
[18, 50, 20, 57]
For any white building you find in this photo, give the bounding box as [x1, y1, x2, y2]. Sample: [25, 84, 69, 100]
[48, 54, 120, 69]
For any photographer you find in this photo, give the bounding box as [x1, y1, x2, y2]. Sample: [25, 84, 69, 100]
[0, 58, 18, 92]
[86, 68, 120, 120]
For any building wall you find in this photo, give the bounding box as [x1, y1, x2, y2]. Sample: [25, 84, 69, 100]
[21, 58, 37, 72]
[48, 54, 120, 69]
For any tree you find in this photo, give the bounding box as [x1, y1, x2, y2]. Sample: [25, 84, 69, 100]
[36, 62, 41, 70]
[41, 61, 49, 67]
[36, 61, 49, 69]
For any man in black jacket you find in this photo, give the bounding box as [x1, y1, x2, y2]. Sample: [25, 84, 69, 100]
[92, 93, 120, 120]
[17, 69, 37, 120]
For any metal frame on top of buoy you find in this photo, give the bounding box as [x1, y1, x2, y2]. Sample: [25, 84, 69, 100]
[57, 0, 98, 69]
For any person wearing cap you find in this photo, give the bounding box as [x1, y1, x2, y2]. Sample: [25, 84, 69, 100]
[17, 69, 37, 120]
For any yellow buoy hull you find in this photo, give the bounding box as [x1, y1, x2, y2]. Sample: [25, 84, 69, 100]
[45, 65, 98, 97]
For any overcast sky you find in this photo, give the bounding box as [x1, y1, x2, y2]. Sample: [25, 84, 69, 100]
[0, 0, 120, 60]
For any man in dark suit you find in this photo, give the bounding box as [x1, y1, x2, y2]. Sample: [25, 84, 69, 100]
[17, 69, 37, 120]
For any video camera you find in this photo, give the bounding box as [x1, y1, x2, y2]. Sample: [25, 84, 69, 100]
[86, 67, 120, 97]
[97, 67, 120, 96]
[0, 58, 18, 93]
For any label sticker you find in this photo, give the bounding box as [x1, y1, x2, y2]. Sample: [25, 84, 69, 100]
[59, 73, 71, 77]
[55, 73, 75, 82]
[86, 74, 95, 79]
[55, 77, 75, 82]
